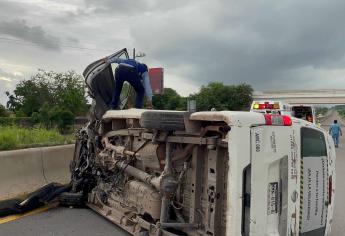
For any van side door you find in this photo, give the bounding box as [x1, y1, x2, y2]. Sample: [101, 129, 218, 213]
[249, 126, 299, 236]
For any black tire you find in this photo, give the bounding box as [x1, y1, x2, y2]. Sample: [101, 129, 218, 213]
[140, 111, 190, 131]
[59, 192, 84, 207]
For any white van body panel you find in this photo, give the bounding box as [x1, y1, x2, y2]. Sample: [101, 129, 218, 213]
[250, 125, 300, 236]
[95, 109, 335, 236]
[221, 113, 335, 236]
[226, 126, 252, 236]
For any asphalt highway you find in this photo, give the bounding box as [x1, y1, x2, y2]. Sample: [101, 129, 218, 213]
[0, 207, 130, 236]
[323, 112, 345, 236]
[0, 112, 344, 236]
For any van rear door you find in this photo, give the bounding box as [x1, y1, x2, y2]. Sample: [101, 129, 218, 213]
[292, 106, 315, 123]
[299, 127, 328, 236]
[248, 126, 300, 236]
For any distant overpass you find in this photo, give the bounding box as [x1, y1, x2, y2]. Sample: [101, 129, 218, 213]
[253, 89, 345, 104]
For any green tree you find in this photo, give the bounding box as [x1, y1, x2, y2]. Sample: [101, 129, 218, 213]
[0, 104, 9, 117]
[152, 88, 186, 110]
[51, 71, 88, 115]
[31, 104, 74, 132]
[6, 69, 88, 117]
[192, 82, 253, 111]
[34, 102, 53, 127]
[6, 79, 52, 116]
[49, 107, 74, 133]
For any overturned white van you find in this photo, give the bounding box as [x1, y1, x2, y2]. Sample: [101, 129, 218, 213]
[68, 108, 335, 236]
[66, 48, 335, 235]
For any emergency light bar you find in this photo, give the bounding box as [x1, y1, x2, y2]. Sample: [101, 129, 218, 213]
[253, 102, 280, 110]
[264, 114, 292, 126]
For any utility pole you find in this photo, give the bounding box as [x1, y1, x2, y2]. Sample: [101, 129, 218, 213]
[133, 48, 146, 60]
[187, 99, 196, 112]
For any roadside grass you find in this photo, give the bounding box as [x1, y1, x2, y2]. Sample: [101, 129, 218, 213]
[0, 126, 74, 151]
[338, 109, 345, 119]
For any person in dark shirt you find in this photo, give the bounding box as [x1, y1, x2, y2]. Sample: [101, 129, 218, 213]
[103, 57, 153, 109]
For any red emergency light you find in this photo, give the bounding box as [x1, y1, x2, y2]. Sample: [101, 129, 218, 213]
[266, 104, 273, 109]
[264, 114, 292, 126]
[259, 104, 266, 109]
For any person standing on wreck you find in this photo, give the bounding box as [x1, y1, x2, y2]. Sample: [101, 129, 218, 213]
[103, 57, 153, 109]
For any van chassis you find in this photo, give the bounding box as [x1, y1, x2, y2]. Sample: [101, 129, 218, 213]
[71, 116, 230, 236]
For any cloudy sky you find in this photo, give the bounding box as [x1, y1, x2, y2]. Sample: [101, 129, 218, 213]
[0, 0, 345, 105]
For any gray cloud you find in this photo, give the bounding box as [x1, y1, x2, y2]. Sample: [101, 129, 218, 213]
[0, 81, 9, 106]
[0, 68, 24, 106]
[0, 0, 345, 105]
[83, 0, 150, 15]
[52, 8, 89, 24]
[0, 68, 23, 80]
[130, 0, 345, 90]
[66, 37, 80, 44]
[83, 0, 196, 15]
[0, 19, 61, 50]
[0, 1, 28, 18]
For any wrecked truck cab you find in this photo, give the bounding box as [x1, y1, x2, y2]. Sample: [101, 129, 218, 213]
[71, 109, 335, 236]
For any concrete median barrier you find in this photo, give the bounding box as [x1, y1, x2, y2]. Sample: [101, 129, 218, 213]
[0, 144, 74, 201]
[41, 145, 74, 183]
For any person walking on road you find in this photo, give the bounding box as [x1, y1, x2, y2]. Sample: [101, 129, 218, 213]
[103, 57, 153, 109]
[329, 119, 342, 148]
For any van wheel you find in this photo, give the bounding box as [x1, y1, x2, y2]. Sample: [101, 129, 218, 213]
[59, 192, 84, 207]
[140, 111, 189, 131]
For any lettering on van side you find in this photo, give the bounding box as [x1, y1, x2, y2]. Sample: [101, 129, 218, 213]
[267, 182, 279, 215]
[255, 132, 261, 152]
[270, 131, 277, 153]
[301, 156, 327, 233]
[289, 132, 298, 183]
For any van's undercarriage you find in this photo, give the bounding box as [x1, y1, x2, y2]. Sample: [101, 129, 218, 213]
[70, 111, 230, 236]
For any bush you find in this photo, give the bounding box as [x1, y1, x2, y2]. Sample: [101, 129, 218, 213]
[50, 108, 74, 133]
[338, 109, 345, 118]
[0, 104, 9, 117]
[0, 117, 34, 127]
[32, 104, 74, 133]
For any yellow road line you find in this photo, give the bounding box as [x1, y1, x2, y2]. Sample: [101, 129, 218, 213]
[0, 203, 58, 224]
